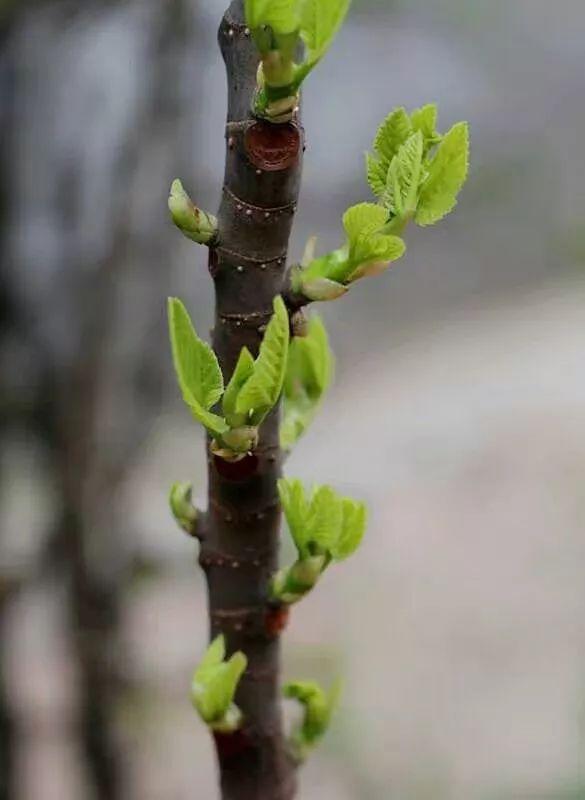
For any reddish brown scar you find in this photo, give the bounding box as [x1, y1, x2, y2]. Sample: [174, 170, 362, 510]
[265, 605, 290, 637]
[244, 121, 301, 173]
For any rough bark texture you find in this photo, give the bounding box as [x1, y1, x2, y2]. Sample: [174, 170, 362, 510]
[199, 2, 303, 799]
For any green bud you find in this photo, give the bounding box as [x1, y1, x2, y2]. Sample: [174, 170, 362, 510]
[300, 277, 348, 302]
[347, 259, 392, 282]
[270, 555, 327, 605]
[168, 179, 217, 245]
[191, 636, 247, 733]
[253, 63, 299, 123]
[301, 236, 318, 268]
[220, 426, 259, 455]
[169, 482, 198, 535]
[260, 53, 295, 89]
[283, 679, 341, 762]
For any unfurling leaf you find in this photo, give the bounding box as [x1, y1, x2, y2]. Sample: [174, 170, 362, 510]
[222, 347, 256, 426]
[374, 107, 412, 164]
[296, 0, 351, 82]
[411, 103, 439, 144]
[366, 152, 388, 198]
[168, 298, 223, 408]
[280, 478, 367, 561]
[168, 298, 229, 438]
[191, 635, 247, 732]
[342, 202, 388, 242]
[272, 478, 367, 604]
[416, 121, 470, 226]
[332, 498, 367, 560]
[284, 679, 341, 760]
[296, 203, 404, 299]
[366, 104, 468, 230]
[281, 316, 334, 450]
[305, 484, 343, 556]
[343, 203, 405, 278]
[278, 478, 310, 555]
[194, 633, 226, 681]
[235, 296, 290, 424]
[366, 107, 412, 198]
[382, 130, 424, 219]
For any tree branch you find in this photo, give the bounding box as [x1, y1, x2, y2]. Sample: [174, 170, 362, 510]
[201, 2, 303, 797]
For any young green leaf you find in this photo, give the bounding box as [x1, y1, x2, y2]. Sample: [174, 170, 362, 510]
[278, 478, 310, 556]
[168, 298, 229, 437]
[222, 347, 256, 425]
[306, 484, 343, 556]
[194, 634, 226, 684]
[331, 498, 367, 560]
[168, 298, 224, 409]
[283, 317, 332, 399]
[367, 105, 441, 198]
[416, 121, 470, 226]
[191, 636, 248, 732]
[281, 316, 334, 450]
[382, 130, 424, 219]
[235, 296, 290, 423]
[245, 0, 300, 34]
[295, 0, 351, 82]
[197, 654, 247, 724]
[343, 203, 405, 280]
[366, 152, 388, 199]
[343, 202, 388, 242]
[274, 479, 368, 605]
[192, 406, 230, 438]
[372, 106, 411, 164]
[278, 478, 367, 562]
[300, 316, 333, 393]
[411, 103, 439, 143]
[295, 201, 405, 300]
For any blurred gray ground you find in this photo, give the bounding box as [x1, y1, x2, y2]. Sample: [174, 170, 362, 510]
[6, 276, 585, 800]
[1, 0, 585, 797]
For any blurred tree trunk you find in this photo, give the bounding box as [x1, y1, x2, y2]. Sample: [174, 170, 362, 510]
[0, 0, 203, 796]
[0, 599, 16, 800]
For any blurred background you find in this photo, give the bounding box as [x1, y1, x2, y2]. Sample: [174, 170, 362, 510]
[1, 0, 584, 798]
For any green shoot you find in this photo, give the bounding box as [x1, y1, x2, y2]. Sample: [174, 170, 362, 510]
[283, 679, 341, 761]
[271, 479, 367, 604]
[292, 103, 470, 302]
[245, 0, 351, 120]
[168, 296, 290, 460]
[191, 635, 248, 732]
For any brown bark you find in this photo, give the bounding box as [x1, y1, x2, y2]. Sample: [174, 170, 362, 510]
[199, 2, 303, 798]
